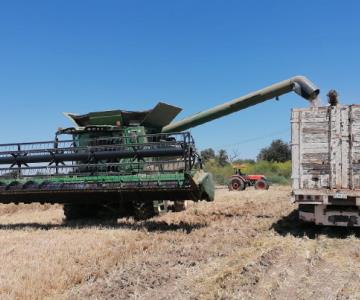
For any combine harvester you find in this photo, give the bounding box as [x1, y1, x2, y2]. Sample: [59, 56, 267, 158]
[0, 76, 318, 220]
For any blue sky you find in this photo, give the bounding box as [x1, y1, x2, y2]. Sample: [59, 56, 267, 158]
[0, 0, 359, 159]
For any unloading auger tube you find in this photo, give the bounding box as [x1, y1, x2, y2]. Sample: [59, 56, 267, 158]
[161, 76, 319, 133]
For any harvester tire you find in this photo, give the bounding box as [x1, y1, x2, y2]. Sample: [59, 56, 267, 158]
[133, 200, 156, 220]
[63, 203, 100, 220]
[174, 200, 188, 212]
[229, 178, 245, 191]
[153, 201, 169, 215]
[254, 179, 269, 190]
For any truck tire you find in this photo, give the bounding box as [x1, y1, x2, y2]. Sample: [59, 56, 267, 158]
[254, 179, 269, 190]
[229, 178, 245, 191]
[298, 204, 315, 213]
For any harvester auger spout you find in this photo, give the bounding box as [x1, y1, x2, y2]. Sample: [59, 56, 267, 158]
[0, 75, 319, 221]
[161, 76, 319, 133]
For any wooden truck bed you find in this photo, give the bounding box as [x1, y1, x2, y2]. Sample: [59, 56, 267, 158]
[291, 104, 360, 226]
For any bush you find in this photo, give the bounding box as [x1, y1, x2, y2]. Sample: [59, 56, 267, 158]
[204, 159, 234, 185]
[266, 174, 289, 185]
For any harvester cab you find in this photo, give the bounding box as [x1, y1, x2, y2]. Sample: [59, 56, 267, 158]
[0, 76, 319, 220]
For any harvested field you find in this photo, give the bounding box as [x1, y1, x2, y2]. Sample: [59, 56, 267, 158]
[1, 186, 360, 299]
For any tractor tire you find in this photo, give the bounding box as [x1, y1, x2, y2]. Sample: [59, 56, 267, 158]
[229, 178, 245, 191]
[254, 179, 269, 190]
[63, 203, 100, 220]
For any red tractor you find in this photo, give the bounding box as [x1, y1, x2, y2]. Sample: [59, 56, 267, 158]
[228, 164, 270, 191]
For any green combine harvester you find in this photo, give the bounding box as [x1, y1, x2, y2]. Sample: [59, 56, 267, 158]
[0, 76, 319, 220]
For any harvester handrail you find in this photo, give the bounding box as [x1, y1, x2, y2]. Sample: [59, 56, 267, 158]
[0, 140, 188, 156]
[0, 131, 193, 149]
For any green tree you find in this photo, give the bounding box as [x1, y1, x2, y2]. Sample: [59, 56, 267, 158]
[200, 148, 215, 162]
[216, 149, 229, 167]
[257, 139, 291, 162]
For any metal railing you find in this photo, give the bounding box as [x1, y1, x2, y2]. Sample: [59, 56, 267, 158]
[0, 132, 198, 179]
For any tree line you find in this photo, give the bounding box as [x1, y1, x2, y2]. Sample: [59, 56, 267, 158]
[200, 139, 291, 165]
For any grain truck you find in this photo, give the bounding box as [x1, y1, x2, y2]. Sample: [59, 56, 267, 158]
[291, 91, 360, 226]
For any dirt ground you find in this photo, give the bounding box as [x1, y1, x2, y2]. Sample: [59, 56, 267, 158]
[0, 186, 360, 300]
